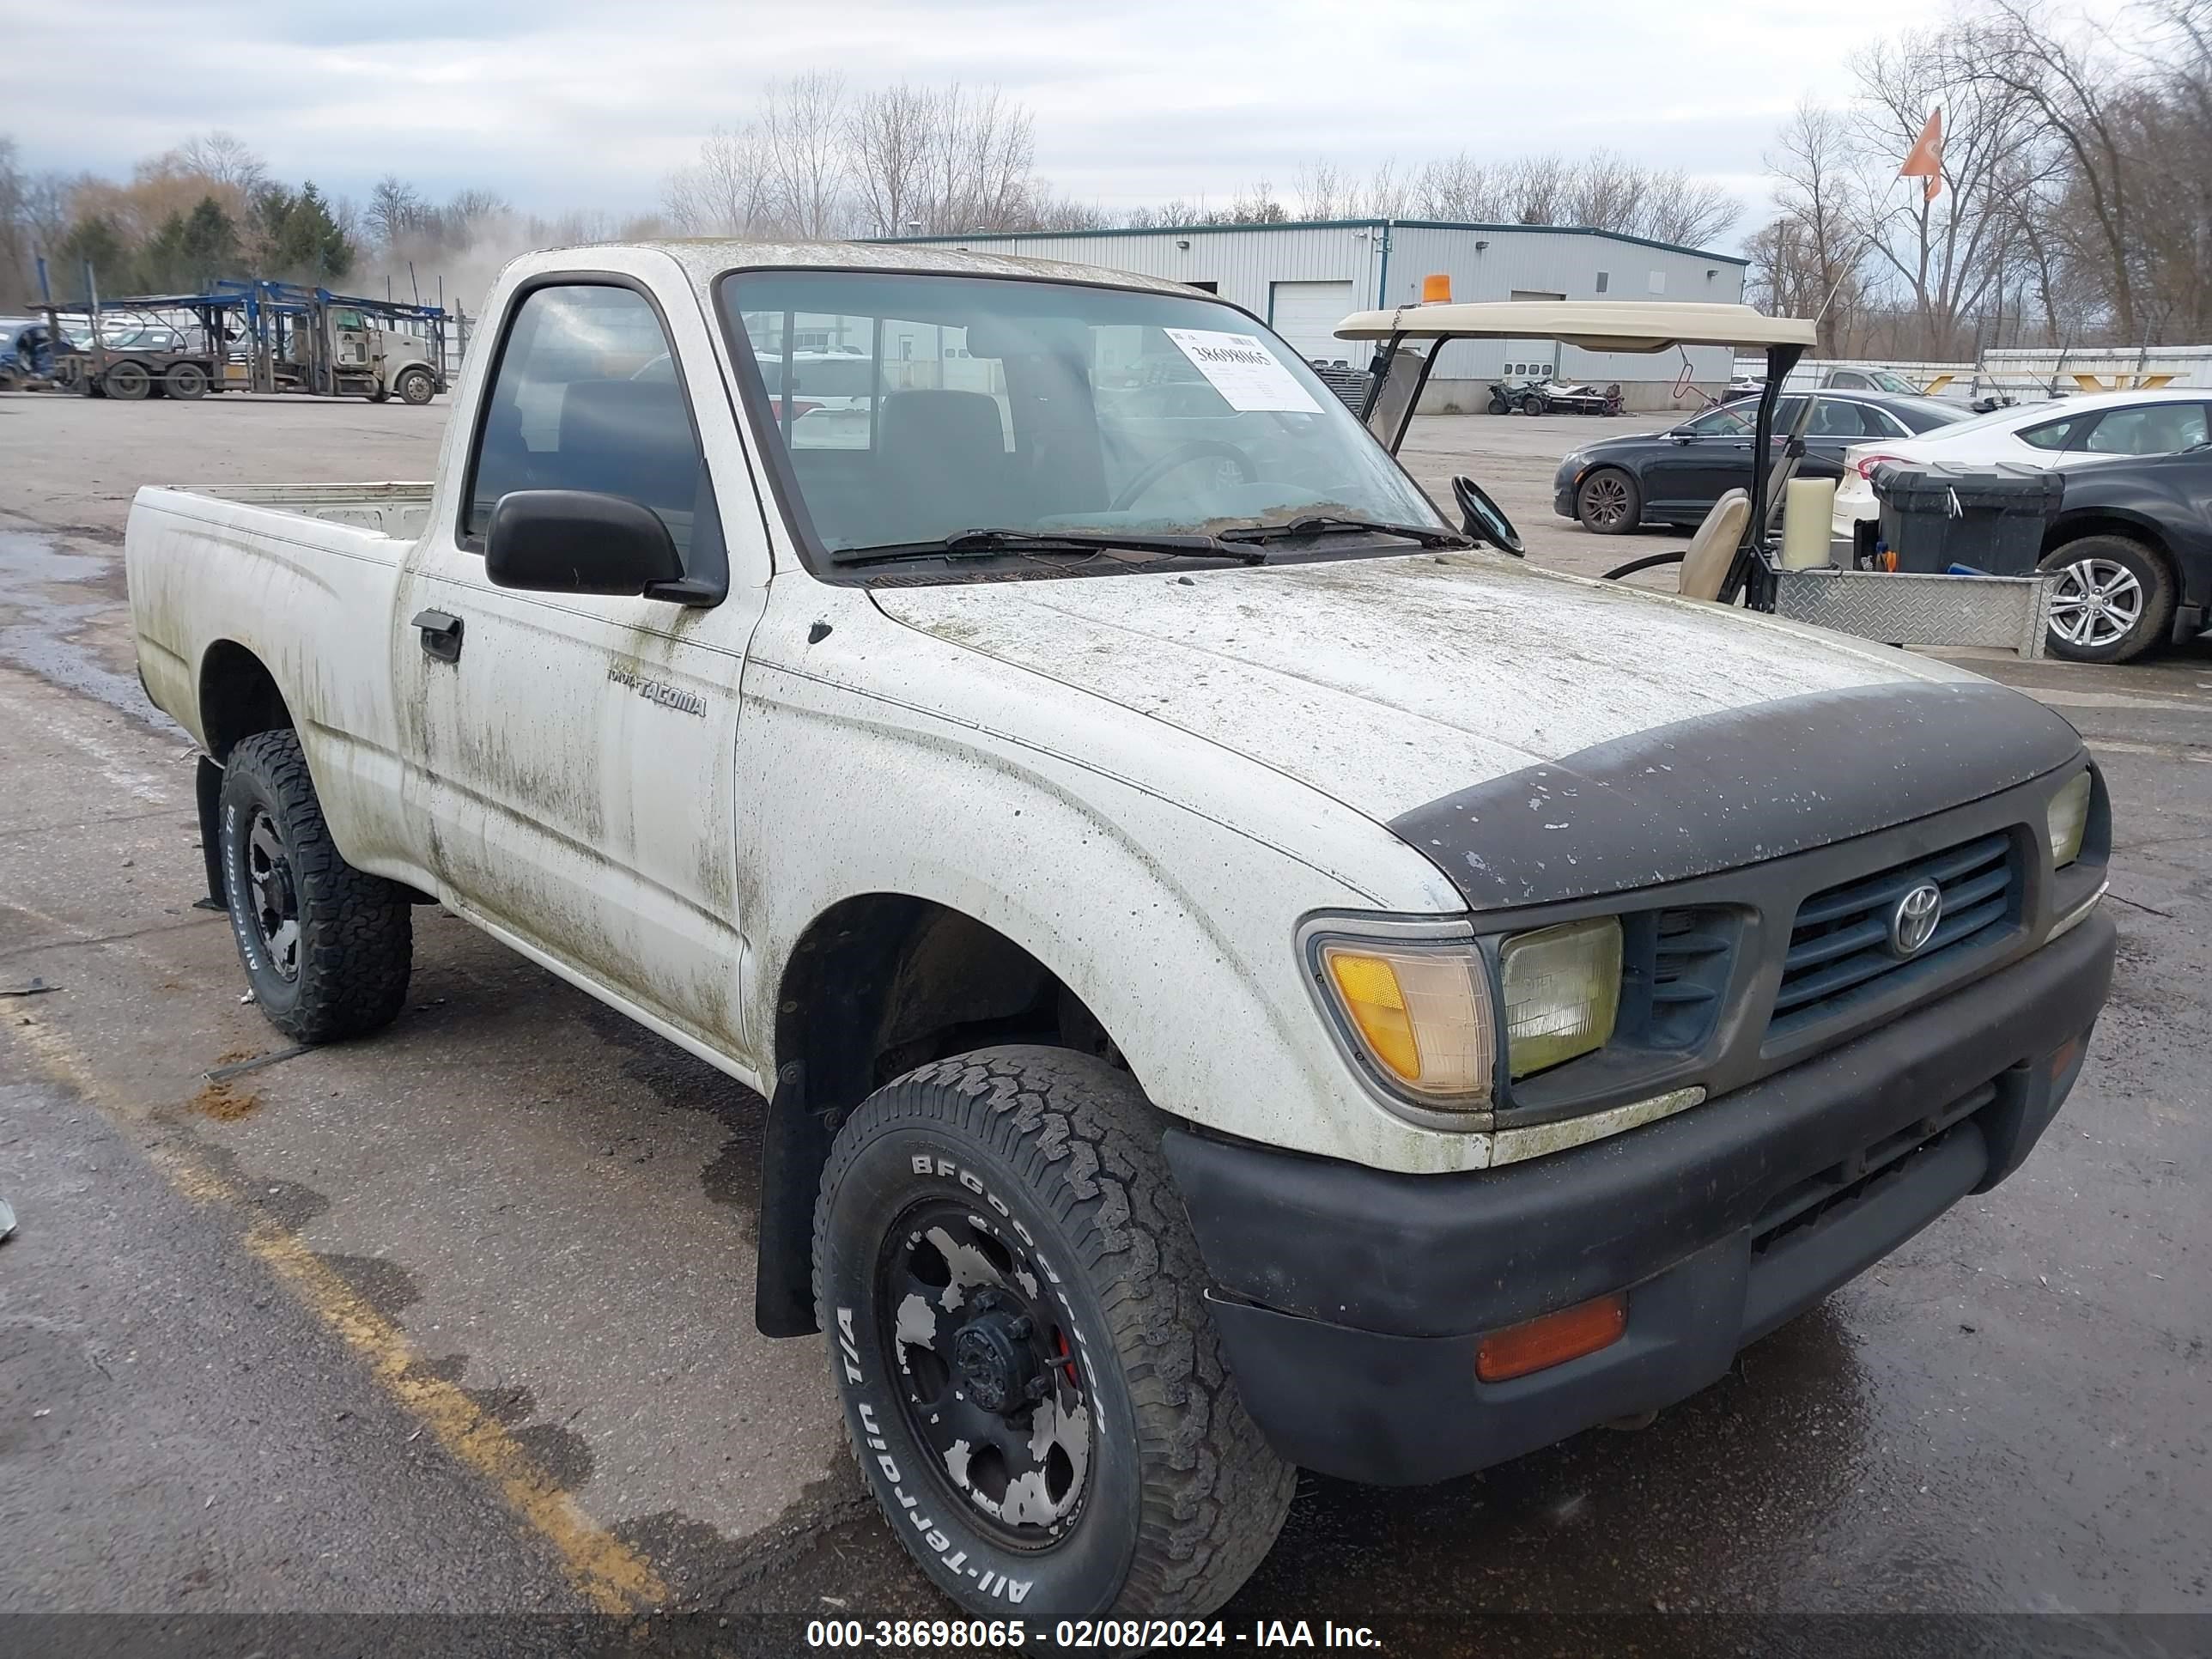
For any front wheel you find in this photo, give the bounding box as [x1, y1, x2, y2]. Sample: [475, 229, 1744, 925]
[1487, 394, 1510, 416]
[814, 1046, 1295, 1620]
[395, 368, 434, 405]
[1576, 466, 1642, 534]
[1520, 393, 1546, 416]
[2039, 535, 2174, 663]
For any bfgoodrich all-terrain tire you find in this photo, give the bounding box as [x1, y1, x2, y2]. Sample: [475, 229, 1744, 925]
[217, 729, 412, 1042]
[814, 1045, 1296, 1621]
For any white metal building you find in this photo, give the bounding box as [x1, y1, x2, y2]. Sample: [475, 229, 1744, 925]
[872, 219, 1750, 411]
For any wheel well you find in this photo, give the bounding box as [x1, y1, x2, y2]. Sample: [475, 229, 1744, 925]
[752, 895, 1115, 1337]
[198, 641, 295, 761]
[2043, 513, 2172, 572]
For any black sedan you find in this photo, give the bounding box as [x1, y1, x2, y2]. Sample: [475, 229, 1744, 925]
[2033, 445, 2212, 663]
[1553, 391, 1969, 534]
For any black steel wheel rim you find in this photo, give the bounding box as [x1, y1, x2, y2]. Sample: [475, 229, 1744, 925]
[244, 806, 301, 981]
[1582, 473, 1630, 527]
[876, 1198, 1093, 1551]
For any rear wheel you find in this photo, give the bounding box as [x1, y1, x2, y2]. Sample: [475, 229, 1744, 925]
[218, 730, 412, 1042]
[814, 1046, 1295, 1620]
[164, 362, 209, 399]
[1576, 467, 1642, 535]
[2039, 535, 2174, 664]
[103, 361, 152, 401]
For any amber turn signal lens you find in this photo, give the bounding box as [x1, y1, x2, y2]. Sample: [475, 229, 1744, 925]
[1474, 1293, 1627, 1383]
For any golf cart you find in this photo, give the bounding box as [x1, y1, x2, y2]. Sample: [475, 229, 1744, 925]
[1335, 299, 2055, 655]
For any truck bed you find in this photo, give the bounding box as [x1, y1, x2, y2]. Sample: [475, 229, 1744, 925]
[177, 481, 436, 539]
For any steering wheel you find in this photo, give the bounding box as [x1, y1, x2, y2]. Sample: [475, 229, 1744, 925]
[1110, 440, 1258, 512]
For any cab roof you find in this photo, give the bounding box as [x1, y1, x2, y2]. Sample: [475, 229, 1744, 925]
[1334, 300, 1819, 352]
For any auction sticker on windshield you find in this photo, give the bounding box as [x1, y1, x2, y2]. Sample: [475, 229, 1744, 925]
[1162, 329, 1323, 414]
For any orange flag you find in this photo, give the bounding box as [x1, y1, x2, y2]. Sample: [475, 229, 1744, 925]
[1899, 108, 1944, 201]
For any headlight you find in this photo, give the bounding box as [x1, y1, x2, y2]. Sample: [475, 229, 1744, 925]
[2047, 771, 2092, 868]
[1498, 918, 1623, 1079]
[1316, 940, 1493, 1104]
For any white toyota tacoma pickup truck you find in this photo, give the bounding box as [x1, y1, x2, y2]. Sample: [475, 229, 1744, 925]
[126, 241, 2116, 1620]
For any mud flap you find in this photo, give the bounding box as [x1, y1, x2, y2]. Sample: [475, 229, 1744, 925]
[754, 1060, 835, 1337]
[195, 756, 226, 909]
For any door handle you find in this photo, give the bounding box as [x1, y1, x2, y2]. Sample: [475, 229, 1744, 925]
[411, 609, 464, 663]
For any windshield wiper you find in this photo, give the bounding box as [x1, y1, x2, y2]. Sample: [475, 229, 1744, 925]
[836, 527, 1267, 568]
[1217, 515, 1470, 550]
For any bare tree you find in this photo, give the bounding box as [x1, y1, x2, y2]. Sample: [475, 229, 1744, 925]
[1852, 32, 2052, 356]
[366, 175, 425, 249]
[1765, 102, 1867, 354]
[1955, 0, 2145, 338]
[1499, 155, 1575, 225]
[1635, 168, 1742, 248]
[761, 72, 849, 239]
[848, 83, 934, 235]
[1409, 153, 1499, 221]
[176, 131, 267, 196]
[664, 125, 780, 235]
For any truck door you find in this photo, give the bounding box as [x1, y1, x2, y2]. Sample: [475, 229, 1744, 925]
[394, 276, 765, 1056]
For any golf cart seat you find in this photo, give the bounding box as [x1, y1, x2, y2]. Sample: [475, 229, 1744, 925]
[1679, 489, 1751, 602]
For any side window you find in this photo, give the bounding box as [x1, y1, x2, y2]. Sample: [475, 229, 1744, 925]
[2081, 401, 2209, 455]
[2018, 412, 2092, 451]
[1683, 404, 1753, 435]
[465, 284, 712, 558]
[1830, 371, 1871, 389]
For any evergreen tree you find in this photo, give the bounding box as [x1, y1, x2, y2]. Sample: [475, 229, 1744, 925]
[55, 213, 133, 296]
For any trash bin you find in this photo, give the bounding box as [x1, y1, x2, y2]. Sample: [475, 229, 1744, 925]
[1871, 462, 2064, 576]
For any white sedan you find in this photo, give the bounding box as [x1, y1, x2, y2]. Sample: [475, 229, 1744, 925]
[1831, 387, 2212, 537]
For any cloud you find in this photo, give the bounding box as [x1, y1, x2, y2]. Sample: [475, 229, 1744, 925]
[8, 0, 1957, 232]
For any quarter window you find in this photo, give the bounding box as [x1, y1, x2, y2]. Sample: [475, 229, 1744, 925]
[2018, 412, 2093, 451]
[464, 283, 715, 560]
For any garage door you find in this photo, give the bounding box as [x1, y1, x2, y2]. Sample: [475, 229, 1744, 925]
[1269, 281, 1358, 367]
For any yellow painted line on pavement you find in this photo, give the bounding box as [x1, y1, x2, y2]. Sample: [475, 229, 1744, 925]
[2, 1007, 670, 1616]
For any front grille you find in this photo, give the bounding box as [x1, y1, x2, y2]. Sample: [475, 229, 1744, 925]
[1768, 831, 2019, 1039]
[1646, 908, 1732, 1046]
[1750, 1081, 1999, 1258]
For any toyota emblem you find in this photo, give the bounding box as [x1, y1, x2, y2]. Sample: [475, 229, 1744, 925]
[1888, 881, 1944, 957]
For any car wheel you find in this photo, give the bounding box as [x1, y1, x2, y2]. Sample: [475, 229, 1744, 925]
[1576, 467, 1642, 535]
[814, 1044, 1296, 1620]
[396, 368, 434, 405]
[164, 362, 210, 399]
[2039, 535, 2175, 664]
[103, 361, 152, 400]
[218, 729, 413, 1042]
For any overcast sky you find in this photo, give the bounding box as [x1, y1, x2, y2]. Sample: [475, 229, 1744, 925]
[11, 0, 2132, 244]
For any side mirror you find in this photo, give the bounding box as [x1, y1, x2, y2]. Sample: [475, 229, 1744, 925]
[1452, 475, 1523, 556]
[486, 489, 690, 599]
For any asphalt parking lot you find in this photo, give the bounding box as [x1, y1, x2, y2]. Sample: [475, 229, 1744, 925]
[2, 392, 2208, 1648]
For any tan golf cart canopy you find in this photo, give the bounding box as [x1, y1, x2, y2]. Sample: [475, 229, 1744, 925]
[1334, 299, 1818, 353]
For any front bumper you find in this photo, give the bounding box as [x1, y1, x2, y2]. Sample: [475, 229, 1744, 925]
[1165, 912, 2115, 1486]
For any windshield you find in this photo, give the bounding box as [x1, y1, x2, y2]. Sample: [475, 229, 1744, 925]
[719, 269, 1441, 566]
